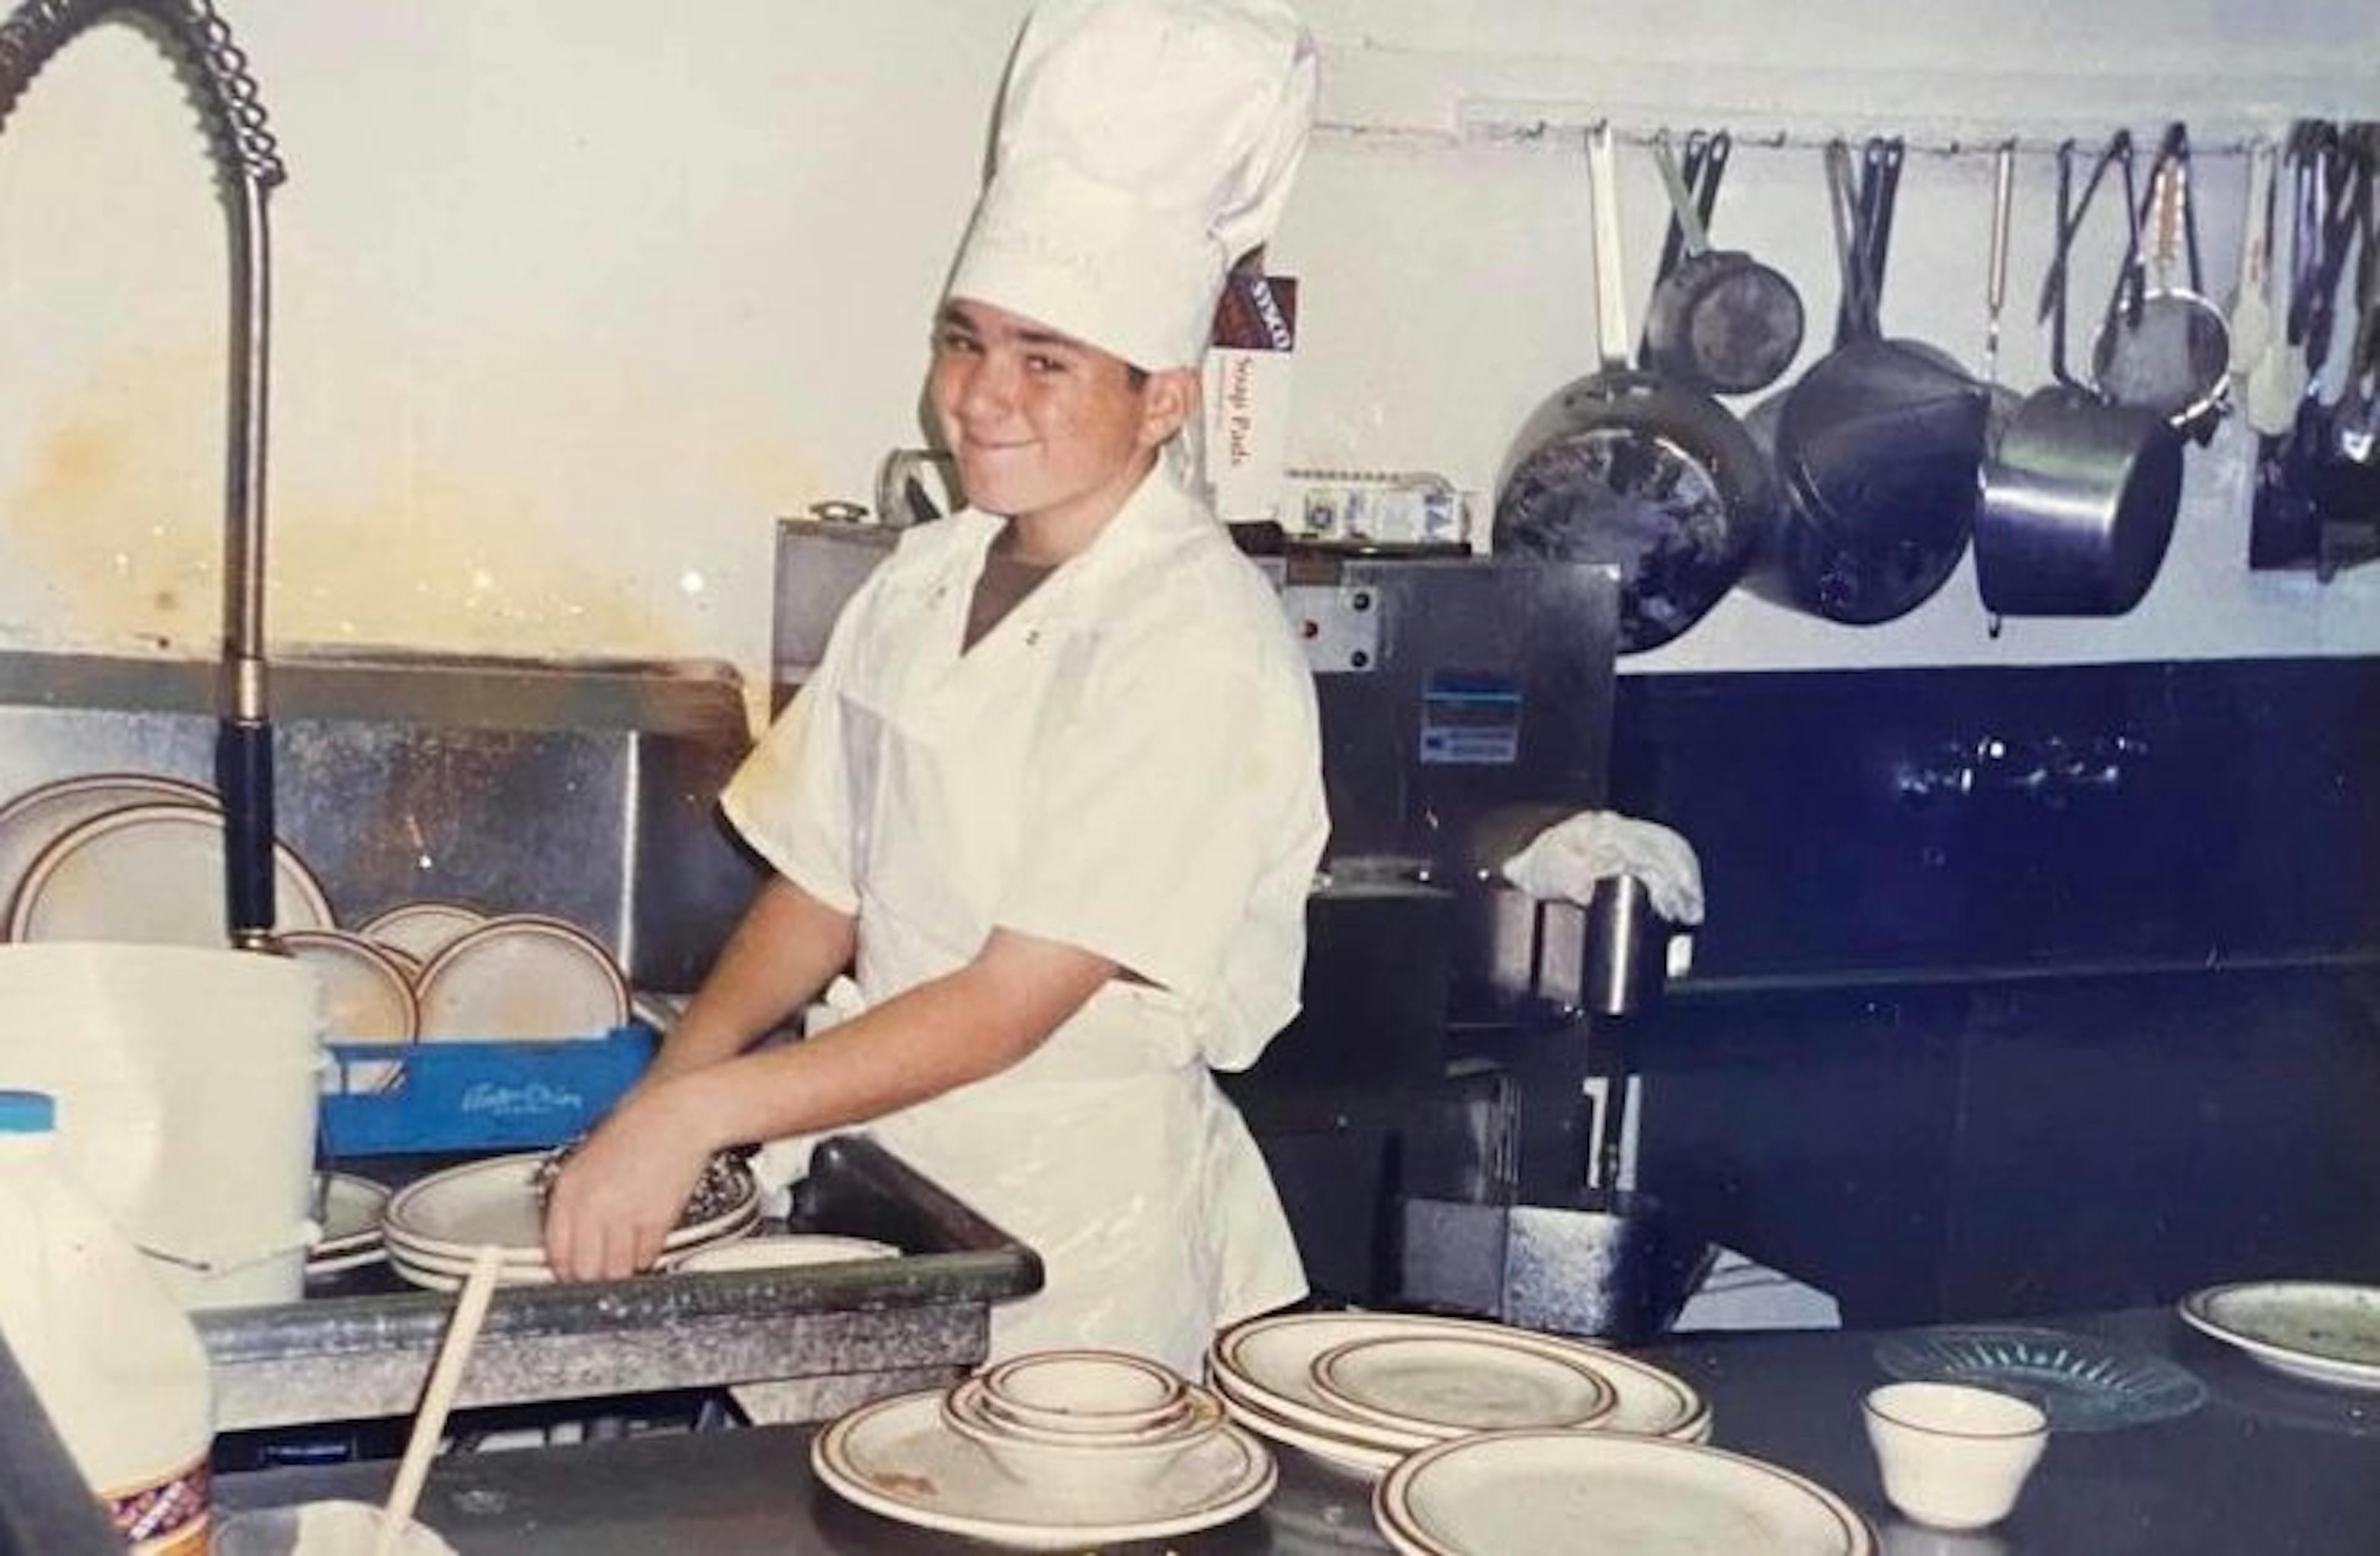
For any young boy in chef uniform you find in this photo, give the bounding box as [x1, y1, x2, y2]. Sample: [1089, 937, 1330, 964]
[545, 0, 1328, 1376]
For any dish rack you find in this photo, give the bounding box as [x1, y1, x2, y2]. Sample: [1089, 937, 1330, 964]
[317, 1027, 657, 1156]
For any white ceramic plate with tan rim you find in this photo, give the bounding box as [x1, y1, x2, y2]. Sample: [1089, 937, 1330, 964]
[0, 773, 218, 937]
[1373, 1430, 1875, 1556]
[1212, 1311, 1709, 1450]
[812, 1387, 1276, 1551]
[284, 929, 418, 1092]
[1310, 1331, 1619, 1440]
[668, 1234, 899, 1275]
[2180, 1281, 2380, 1390]
[388, 1247, 561, 1292]
[359, 901, 487, 966]
[382, 1153, 756, 1262]
[384, 1218, 760, 1286]
[382, 1216, 756, 1271]
[6, 802, 333, 947]
[1210, 1371, 1406, 1479]
[303, 1245, 389, 1278]
[383, 1208, 752, 1284]
[385, 1218, 759, 1289]
[414, 914, 628, 1040]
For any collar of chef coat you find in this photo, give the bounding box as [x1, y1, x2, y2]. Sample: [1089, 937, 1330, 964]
[930, 456, 1212, 630]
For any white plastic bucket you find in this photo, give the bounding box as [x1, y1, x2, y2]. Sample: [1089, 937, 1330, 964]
[0, 943, 324, 1309]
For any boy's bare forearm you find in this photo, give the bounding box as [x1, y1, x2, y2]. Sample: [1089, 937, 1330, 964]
[646, 875, 856, 1082]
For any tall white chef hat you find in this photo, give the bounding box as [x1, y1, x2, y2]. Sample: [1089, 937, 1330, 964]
[946, 0, 1318, 373]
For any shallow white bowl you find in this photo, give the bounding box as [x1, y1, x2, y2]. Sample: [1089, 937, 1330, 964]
[942, 1376, 1225, 1495]
[979, 1348, 1189, 1437]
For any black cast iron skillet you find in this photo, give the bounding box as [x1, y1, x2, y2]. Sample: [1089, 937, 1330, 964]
[1495, 123, 1776, 653]
[1767, 138, 1991, 624]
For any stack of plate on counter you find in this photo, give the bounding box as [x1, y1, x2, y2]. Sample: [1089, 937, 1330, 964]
[378, 1153, 758, 1291]
[304, 1170, 393, 1277]
[1208, 1309, 1714, 1478]
[1211, 1311, 1874, 1555]
[812, 1349, 1276, 1550]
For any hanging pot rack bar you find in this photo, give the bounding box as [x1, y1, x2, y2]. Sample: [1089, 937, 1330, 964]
[1318, 103, 2343, 161]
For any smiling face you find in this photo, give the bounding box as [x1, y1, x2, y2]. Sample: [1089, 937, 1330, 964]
[927, 298, 1193, 557]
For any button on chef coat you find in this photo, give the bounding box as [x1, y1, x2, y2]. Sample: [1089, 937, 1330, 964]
[723, 459, 1328, 1373]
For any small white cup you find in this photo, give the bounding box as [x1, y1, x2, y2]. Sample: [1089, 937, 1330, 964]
[1863, 1382, 2049, 1531]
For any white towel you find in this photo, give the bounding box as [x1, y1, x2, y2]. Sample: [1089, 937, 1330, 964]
[1501, 810, 1706, 926]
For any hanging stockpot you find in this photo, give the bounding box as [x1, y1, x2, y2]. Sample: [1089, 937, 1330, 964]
[1640, 131, 1806, 397]
[1763, 139, 1991, 624]
[1977, 135, 2185, 617]
[1494, 124, 1775, 652]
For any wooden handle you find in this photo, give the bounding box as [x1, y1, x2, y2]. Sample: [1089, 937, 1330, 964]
[375, 1245, 503, 1556]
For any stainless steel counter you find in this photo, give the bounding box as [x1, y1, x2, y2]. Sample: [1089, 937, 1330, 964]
[211, 1307, 2380, 1553]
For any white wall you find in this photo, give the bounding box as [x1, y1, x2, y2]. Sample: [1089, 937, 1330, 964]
[2, 1, 2374, 714]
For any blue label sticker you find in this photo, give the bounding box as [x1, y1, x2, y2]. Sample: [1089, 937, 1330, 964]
[1421, 670, 1523, 766]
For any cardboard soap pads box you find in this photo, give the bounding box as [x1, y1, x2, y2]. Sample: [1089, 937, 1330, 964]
[1203, 271, 1298, 524]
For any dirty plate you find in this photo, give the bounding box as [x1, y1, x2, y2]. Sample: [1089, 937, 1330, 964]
[2180, 1282, 2380, 1392]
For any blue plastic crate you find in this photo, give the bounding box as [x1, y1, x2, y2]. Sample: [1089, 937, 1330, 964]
[319, 1026, 658, 1156]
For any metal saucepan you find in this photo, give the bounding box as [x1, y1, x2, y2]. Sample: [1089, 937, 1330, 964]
[2092, 123, 2232, 439]
[1641, 131, 1806, 397]
[1495, 123, 1774, 653]
[1639, 129, 1720, 365]
[1977, 136, 2184, 617]
[1764, 138, 1990, 624]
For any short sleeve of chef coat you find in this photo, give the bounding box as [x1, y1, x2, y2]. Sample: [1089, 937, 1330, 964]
[716, 574, 879, 918]
[995, 625, 1314, 1009]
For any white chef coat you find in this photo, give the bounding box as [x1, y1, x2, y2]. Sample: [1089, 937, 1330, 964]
[722, 459, 1328, 1374]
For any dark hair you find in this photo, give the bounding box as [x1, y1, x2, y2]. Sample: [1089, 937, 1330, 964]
[1124, 364, 1148, 390]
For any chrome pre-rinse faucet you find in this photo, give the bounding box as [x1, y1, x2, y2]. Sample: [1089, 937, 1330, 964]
[0, 0, 288, 948]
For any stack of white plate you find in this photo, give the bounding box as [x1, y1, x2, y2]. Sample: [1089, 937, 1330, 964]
[304, 1171, 392, 1277]
[811, 1349, 1277, 1551]
[1206, 1311, 1714, 1480]
[379, 1154, 758, 1291]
